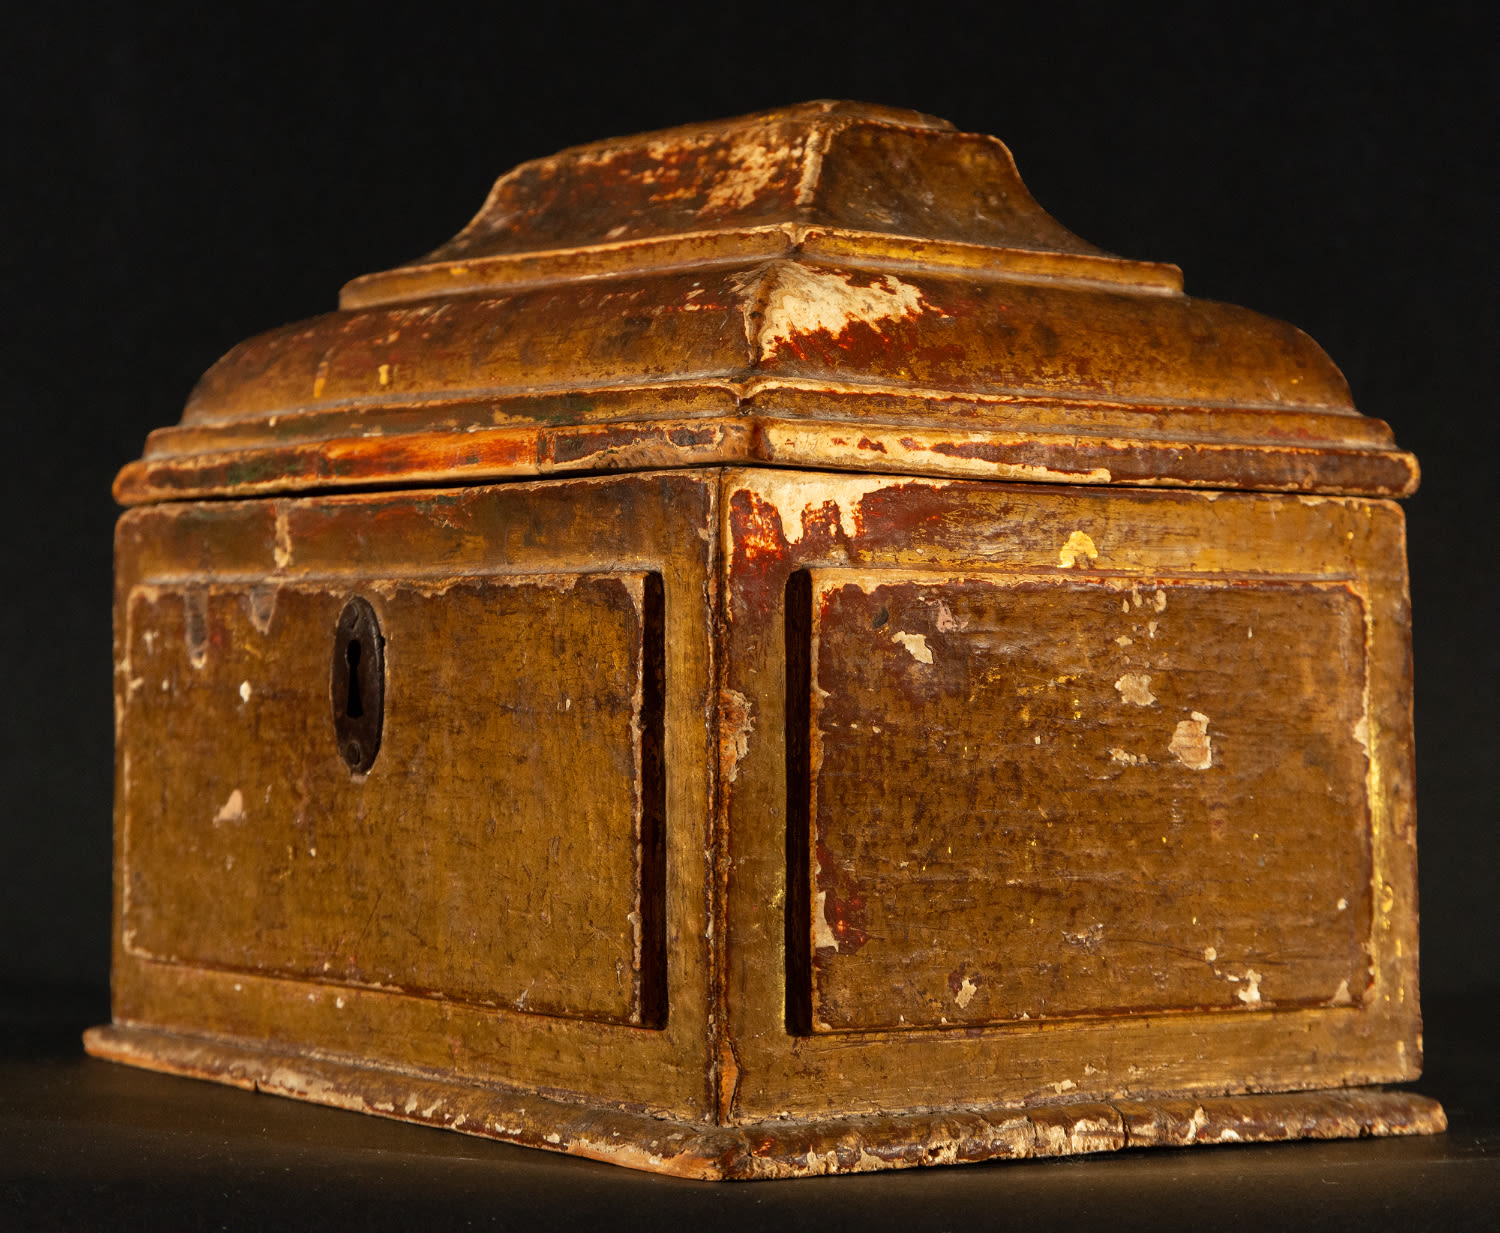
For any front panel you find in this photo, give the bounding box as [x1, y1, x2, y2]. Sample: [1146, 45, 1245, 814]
[121, 571, 664, 1025]
[112, 470, 717, 1118]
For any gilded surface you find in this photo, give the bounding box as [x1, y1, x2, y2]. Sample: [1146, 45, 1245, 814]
[717, 470, 1420, 1123]
[95, 103, 1435, 1179]
[111, 103, 1415, 505]
[108, 472, 718, 1119]
[804, 574, 1372, 1031]
[121, 573, 659, 1024]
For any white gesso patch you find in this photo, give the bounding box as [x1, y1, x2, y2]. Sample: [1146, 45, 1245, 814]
[812, 853, 838, 950]
[1114, 673, 1155, 706]
[891, 631, 933, 664]
[720, 689, 755, 783]
[754, 264, 935, 358]
[750, 473, 945, 546]
[1353, 714, 1372, 756]
[214, 788, 245, 824]
[1168, 711, 1213, 770]
[812, 891, 838, 950]
[698, 137, 791, 212]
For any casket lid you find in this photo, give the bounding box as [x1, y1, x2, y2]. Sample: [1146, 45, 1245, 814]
[115, 101, 1417, 505]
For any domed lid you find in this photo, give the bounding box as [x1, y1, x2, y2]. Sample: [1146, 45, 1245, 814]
[115, 101, 1416, 505]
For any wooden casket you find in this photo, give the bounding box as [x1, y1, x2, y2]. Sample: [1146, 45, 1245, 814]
[87, 101, 1443, 1179]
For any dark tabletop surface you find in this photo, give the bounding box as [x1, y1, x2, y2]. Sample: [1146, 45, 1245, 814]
[2, 987, 1495, 1232]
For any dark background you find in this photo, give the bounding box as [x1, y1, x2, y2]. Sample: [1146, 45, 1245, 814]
[4, 1, 1495, 1052]
[4, 3, 1499, 1225]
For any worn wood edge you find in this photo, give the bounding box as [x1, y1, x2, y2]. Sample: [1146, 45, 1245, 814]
[532, 100, 958, 154]
[341, 101, 1180, 306]
[160, 384, 1384, 449]
[339, 225, 1182, 310]
[82, 1024, 1445, 1181]
[114, 416, 1419, 507]
[82, 1024, 731, 1180]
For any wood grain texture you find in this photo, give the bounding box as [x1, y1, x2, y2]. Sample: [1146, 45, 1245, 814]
[120, 572, 662, 1024]
[802, 572, 1372, 1031]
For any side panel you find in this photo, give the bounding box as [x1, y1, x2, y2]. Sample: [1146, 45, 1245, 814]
[803, 571, 1371, 1031]
[719, 470, 1420, 1120]
[112, 471, 716, 1118]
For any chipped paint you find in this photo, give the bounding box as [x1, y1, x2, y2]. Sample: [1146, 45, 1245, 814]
[1114, 673, 1155, 707]
[891, 631, 933, 664]
[214, 789, 245, 824]
[1237, 970, 1263, 1006]
[1332, 979, 1353, 1006]
[1353, 713, 1371, 756]
[1183, 1106, 1210, 1143]
[1062, 924, 1105, 951]
[246, 585, 278, 635]
[719, 689, 755, 784]
[1169, 712, 1213, 770]
[273, 506, 293, 569]
[1058, 530, 1099, 568]
[744, 472, 949, 546]
[238, 680, 252, 703]
[793, 125, 829, 206]
[700, 137, 791, 213]
[183, 589, 209, 669]
[757, 419, 1116, 487]
[747, 263, 935, 359]
[934, 601, 966, 632]
[812, 851, 838, 951]
[955, 977, 978, 1008]
[1109, 748, 1142, 767]
[85, 1018, 1445, 1178]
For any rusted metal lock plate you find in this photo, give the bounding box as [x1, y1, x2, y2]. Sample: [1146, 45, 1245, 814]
[331, 596, 385, 775]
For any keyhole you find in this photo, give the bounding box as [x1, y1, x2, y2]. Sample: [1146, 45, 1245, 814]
[332, 597, 383, 773]
[345, 639, 364, 718]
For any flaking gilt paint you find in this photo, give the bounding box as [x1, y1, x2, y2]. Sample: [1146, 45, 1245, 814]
[89, 101, 1442, 1179]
